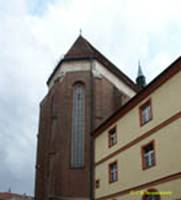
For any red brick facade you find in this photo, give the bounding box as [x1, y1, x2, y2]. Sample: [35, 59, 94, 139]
[35, 36, 137, 200]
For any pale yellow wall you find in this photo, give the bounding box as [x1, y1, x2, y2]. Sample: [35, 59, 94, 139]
[94, 70, 181, 199]
[104, 178, 181, 200]
[95, 70, 181, 163]
[95, 120, 181, 198]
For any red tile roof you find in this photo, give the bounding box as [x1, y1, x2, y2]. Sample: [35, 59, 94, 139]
[65, 35, 95, 58]
[0, 192, 21, 199]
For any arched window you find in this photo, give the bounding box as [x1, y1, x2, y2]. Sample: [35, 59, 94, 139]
[71, 83, 85, 168]
[143, 189, 161, 200]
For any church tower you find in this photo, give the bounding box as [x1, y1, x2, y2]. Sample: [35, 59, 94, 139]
[35, 35, 139, 200]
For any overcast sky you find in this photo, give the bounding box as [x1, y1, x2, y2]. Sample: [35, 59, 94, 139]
[0, 0, 181, 195]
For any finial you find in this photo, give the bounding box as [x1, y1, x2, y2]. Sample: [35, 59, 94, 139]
[79, 28, 82, 36]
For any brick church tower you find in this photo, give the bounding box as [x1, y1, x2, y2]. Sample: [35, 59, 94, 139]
[35, 35, 139, 200]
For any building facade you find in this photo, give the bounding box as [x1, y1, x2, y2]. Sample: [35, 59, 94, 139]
[93, 57, 181, 200]
[35, 35, 139, 200]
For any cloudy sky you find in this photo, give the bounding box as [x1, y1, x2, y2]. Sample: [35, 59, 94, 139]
[0, 0, 181, 195]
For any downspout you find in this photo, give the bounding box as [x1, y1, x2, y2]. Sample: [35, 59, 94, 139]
[89, 56, 94, 200]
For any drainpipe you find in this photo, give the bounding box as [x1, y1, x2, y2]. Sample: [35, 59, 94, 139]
[89, 56, 94, 200]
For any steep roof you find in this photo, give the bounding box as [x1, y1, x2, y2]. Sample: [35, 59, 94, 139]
[47, 35, 139, 92]
[65, 35, 95, 58]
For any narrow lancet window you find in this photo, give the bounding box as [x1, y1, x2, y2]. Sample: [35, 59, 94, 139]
[71, 83, 85, 168]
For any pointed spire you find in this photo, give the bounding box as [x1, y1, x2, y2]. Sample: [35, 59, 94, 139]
[138, 60, 144, 77]
[136, 61, 146, 89]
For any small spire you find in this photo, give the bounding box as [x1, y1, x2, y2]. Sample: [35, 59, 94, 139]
[136, 61, 146, 89]
[138, 60, 143, 77]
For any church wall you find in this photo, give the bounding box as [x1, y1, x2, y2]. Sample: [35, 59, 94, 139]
[48, 60, 91, 89]
[35, 94, 54, 200]
[93, 75, 130, 129]
[94, 61, 136, 98]
[36, 58, 136, 199]
[47, 70, 91, 198]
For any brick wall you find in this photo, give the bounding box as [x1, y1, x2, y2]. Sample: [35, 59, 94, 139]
[35, 69, 130, 200]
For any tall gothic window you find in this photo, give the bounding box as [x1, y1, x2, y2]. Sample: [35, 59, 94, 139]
[71, 83, 85, 168]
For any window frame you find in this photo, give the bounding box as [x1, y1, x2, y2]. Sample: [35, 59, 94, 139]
[141, 140, 156, 170]
[108, 160, 118, 184]
[108, 126, 117, 148]
[139, 99, 153, 126]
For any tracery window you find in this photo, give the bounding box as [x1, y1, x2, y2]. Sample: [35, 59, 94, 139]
[71, 83, 85, 168]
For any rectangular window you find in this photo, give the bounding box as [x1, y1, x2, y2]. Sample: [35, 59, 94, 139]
[139, 99, 152, 126]
[95, 179, 100, 189]
[109, 161, 118, 183]
[141, 141, 156, 170]
[108, 126, 117, 147]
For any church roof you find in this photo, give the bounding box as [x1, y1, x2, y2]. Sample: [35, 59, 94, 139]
[64, 35, 95, 58]
[47, 35, 139, 92]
